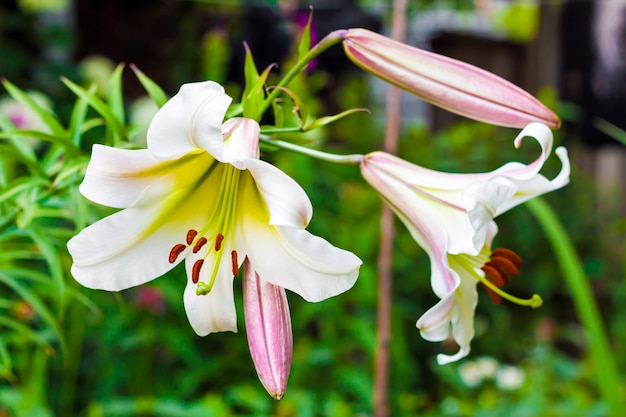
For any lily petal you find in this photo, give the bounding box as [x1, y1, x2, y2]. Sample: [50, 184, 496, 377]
[222, 118, 260, 168]
[147, 81, 232, 160]
[463, 177, 517, 251]
[361, 156, 478, 256]
[183, 253, 238, 335]
[361, 122, 570, 253]
[240, 221, 361, 303]
[244, 159, 313, 228]
[70, 150, 226, 291]
[79, 145, 163, 209]
[68, 203, 186, 291]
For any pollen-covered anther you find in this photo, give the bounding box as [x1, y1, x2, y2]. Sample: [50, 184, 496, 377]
[192, 237, 208, 253]
[231, 250, 239, 276]
[168, 243, 187, 263]
[480, 264, 506, 304]
[491, 248, 522, 269]
[480, 247, 524, 305]
[186, 229, 198, 245]
[215, 233, 224, 251]
[192, 259, 204, 284]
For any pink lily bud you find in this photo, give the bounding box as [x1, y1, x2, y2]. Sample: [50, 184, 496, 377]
[342, 28, 560, 128]
[243, 259, 293, 400]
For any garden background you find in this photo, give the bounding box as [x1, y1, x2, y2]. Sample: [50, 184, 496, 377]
[1, 0, 625, 416]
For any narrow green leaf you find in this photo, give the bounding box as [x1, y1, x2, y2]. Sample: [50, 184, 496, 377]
[70, 187, 88, 231]
[0, 115, 37, 162]
[80, 118, 105, 134]
[0, 130, 74, 150]
[39, 144, 67, 176]
[26, 226, 66, 314]
[131, 64, 168, 108]
[0, 271, 67, 356]
[0, 250, 43, 262]
[0, 316, 52, 350]
[0, 177, 50, 206]
[107, 63, 126, 122]
[68, 85, 96, 147]
[1, 79, 66, 137]
[0, 116, 48, 178]
[593, 118, 626, 146]
[526, 197, 624, 416]
[0, 336, 14, 380]
[52, 157, 88, 189]
[61, 77, 124, 143]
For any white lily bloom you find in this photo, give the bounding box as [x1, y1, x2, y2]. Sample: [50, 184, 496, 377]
[68, 81, 361, 336]
[360, 122, 570, 364]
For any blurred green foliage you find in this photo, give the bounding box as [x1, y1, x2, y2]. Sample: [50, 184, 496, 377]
[0, 1, 623, 416]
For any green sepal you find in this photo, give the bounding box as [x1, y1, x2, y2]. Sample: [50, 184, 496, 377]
[242, 45, 274, 120]
[303, 107, 370, 131]
[270, 86, 309, 129]
[271, 100, 285, 128]
[226, 103, 243, 119]
[296, 8, 314, 63]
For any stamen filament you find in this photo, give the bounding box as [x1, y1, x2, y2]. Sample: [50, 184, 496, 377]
[197, 165, 241, 296]
[469, 268, 542, 308]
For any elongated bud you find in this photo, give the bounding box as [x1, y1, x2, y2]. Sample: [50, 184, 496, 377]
[243, 259, 292, 400]
[342, 28, 560, 129]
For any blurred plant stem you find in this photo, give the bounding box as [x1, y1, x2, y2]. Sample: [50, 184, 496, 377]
[527, 197, 623, 416]
[374, 1, 407, 416]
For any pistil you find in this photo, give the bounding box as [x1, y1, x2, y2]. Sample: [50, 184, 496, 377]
[195, 165, 241, 295]
[453, 248, 542, 308]
[165, 164, 243, 296]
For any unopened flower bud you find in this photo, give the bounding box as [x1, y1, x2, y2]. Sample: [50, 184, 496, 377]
[342, 28, 560, 128]
[243, 259, 292, 400]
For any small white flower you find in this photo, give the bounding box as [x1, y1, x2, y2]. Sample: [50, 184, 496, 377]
[458, 361, 483, 387]
[475, 356, 499, 379]
[496, 365, 526, 390]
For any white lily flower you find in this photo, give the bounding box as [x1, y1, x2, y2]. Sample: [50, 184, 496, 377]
[360, 122, 570, 364]
[68, 81, 361, 337]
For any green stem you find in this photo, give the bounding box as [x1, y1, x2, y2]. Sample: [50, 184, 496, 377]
[254, 30, 347, 120]
[526, 197, 623, 416]
[259, 137, 363, 165]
